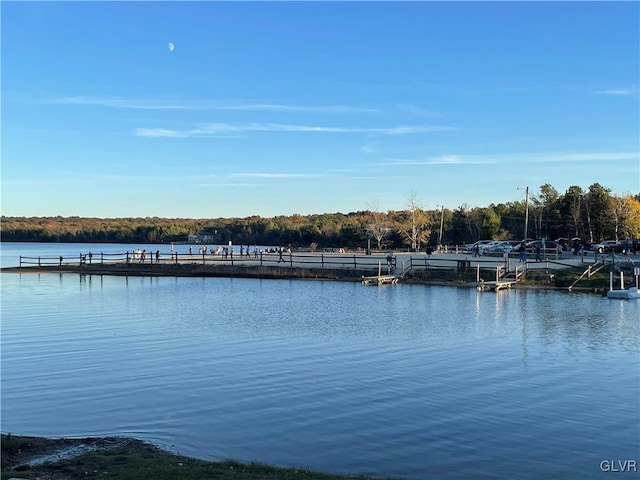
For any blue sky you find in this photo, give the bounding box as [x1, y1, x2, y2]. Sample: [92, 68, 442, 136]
[2, 1, 639, 219]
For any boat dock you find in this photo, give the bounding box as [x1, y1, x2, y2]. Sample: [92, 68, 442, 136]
[361, 260, 400, 286]
[5, 248, 623, 293]
[476, 279, 515, 291]
[476, 265, 521, 292]
[606, 270, 640, 299]
[361, 274, 399, 286]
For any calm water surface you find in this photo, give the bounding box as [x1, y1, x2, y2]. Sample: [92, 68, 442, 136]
[1, 243, 639, 479]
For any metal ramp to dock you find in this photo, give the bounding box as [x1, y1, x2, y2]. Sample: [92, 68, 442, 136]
[362, 260, 400, 286]
[476, 279, 515, 291]
[361, 274, 399, 286]
[476, 264, 522, 291]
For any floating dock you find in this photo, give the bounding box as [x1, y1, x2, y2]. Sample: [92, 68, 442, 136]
[606, 270, 640, 299]
[361, 274, 399, 286]
[476, 264, 521, 292]
[476, 280, 515, 291]
[361, 261, 400, 286]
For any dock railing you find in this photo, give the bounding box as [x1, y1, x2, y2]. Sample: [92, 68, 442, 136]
[16, 249, 591, 278]
[18, 251, 399, 271]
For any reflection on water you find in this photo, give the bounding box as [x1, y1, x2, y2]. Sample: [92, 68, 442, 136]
[1, 272, 639, 480]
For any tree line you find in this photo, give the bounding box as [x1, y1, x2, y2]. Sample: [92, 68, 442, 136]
[1, 183, 639, 250]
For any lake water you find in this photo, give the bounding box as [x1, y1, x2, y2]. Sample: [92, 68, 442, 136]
[1, 243, 639, 479]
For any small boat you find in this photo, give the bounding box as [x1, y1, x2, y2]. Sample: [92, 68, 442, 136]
[607, 271, 640, 299]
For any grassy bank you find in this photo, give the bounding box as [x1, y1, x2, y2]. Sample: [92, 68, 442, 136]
[1, 434, 400, 480]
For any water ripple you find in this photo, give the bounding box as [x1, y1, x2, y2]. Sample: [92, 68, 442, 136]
[1, 274, 638, 479]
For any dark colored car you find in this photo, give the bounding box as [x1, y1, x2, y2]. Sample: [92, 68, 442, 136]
[593, 240, 626, 254]
[525, 240, 560, 253]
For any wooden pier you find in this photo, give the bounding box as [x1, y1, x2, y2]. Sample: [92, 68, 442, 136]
[7, 250, 603, 292]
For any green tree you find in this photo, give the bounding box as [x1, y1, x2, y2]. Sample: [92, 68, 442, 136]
[530, 184, 560, 240]
[584, 183, 613, 241]
[481, 208, 501, 239]
[558, 186, 584, 239]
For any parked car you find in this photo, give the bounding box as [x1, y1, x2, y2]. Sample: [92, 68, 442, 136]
[464, 240, 494, 254]
[479, 241, 502, 254]
[525, 240, 561, 253]
[593, 240, 626, 254]
[511, 239, 534, 252]
[554, 238, 570, 251]
[484, 241, 516, 254]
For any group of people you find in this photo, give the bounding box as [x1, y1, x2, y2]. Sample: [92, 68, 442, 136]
[187, 244, 292, 259]
[127, 244, 302, 264]
[517, 241, 543, 263]
[131, 249, 162, 263]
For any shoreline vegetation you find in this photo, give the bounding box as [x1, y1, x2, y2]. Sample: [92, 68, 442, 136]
[0, 434, 399, 480]
[2, 183, 639, 250]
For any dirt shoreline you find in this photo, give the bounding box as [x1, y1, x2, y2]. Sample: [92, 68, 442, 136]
[1, 433, 400, 480]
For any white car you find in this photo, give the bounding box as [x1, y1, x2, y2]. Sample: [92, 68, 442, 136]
[464, 240, 494, 255]
[484, 241, 515, 254]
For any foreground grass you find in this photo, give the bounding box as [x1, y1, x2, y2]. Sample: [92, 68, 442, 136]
[1, 434, 400, 480]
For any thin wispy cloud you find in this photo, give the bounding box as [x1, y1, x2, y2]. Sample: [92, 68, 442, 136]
[197, 183, 266, 188]
[392, 103, 441, 117]
[1, 178, 87, 186]
[134, 128, 194, 138]
[50, 96, 197, 110]
[4, 172, 201, 185]
[594, 88, 638, 96]
[349, 174, 409, 181]
[55, 171, 219, 183]
[380, 151, 638, 167]
[134, 123, 455, 138]
[533, 152, 639, 162]
[231, 171, 407, 182]
[385, 154, 495, 166]
[231, 173, 330, 179]
[361, 145, 376, 154]
[220, 103, 378, 113]
[47, 96, 378, 113]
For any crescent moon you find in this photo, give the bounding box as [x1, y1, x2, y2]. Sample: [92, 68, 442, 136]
[168, 42, 174, 52]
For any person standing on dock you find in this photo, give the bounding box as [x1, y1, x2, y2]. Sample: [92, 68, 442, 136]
[519, 241, 527, 263]
[386, 251, 395, 273]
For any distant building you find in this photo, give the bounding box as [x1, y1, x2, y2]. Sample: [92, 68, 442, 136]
[187, 232, 215, 244]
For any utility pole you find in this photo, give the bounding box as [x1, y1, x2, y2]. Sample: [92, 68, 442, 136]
[437, 205, 445, 247]
[518, 186, 529, 240]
